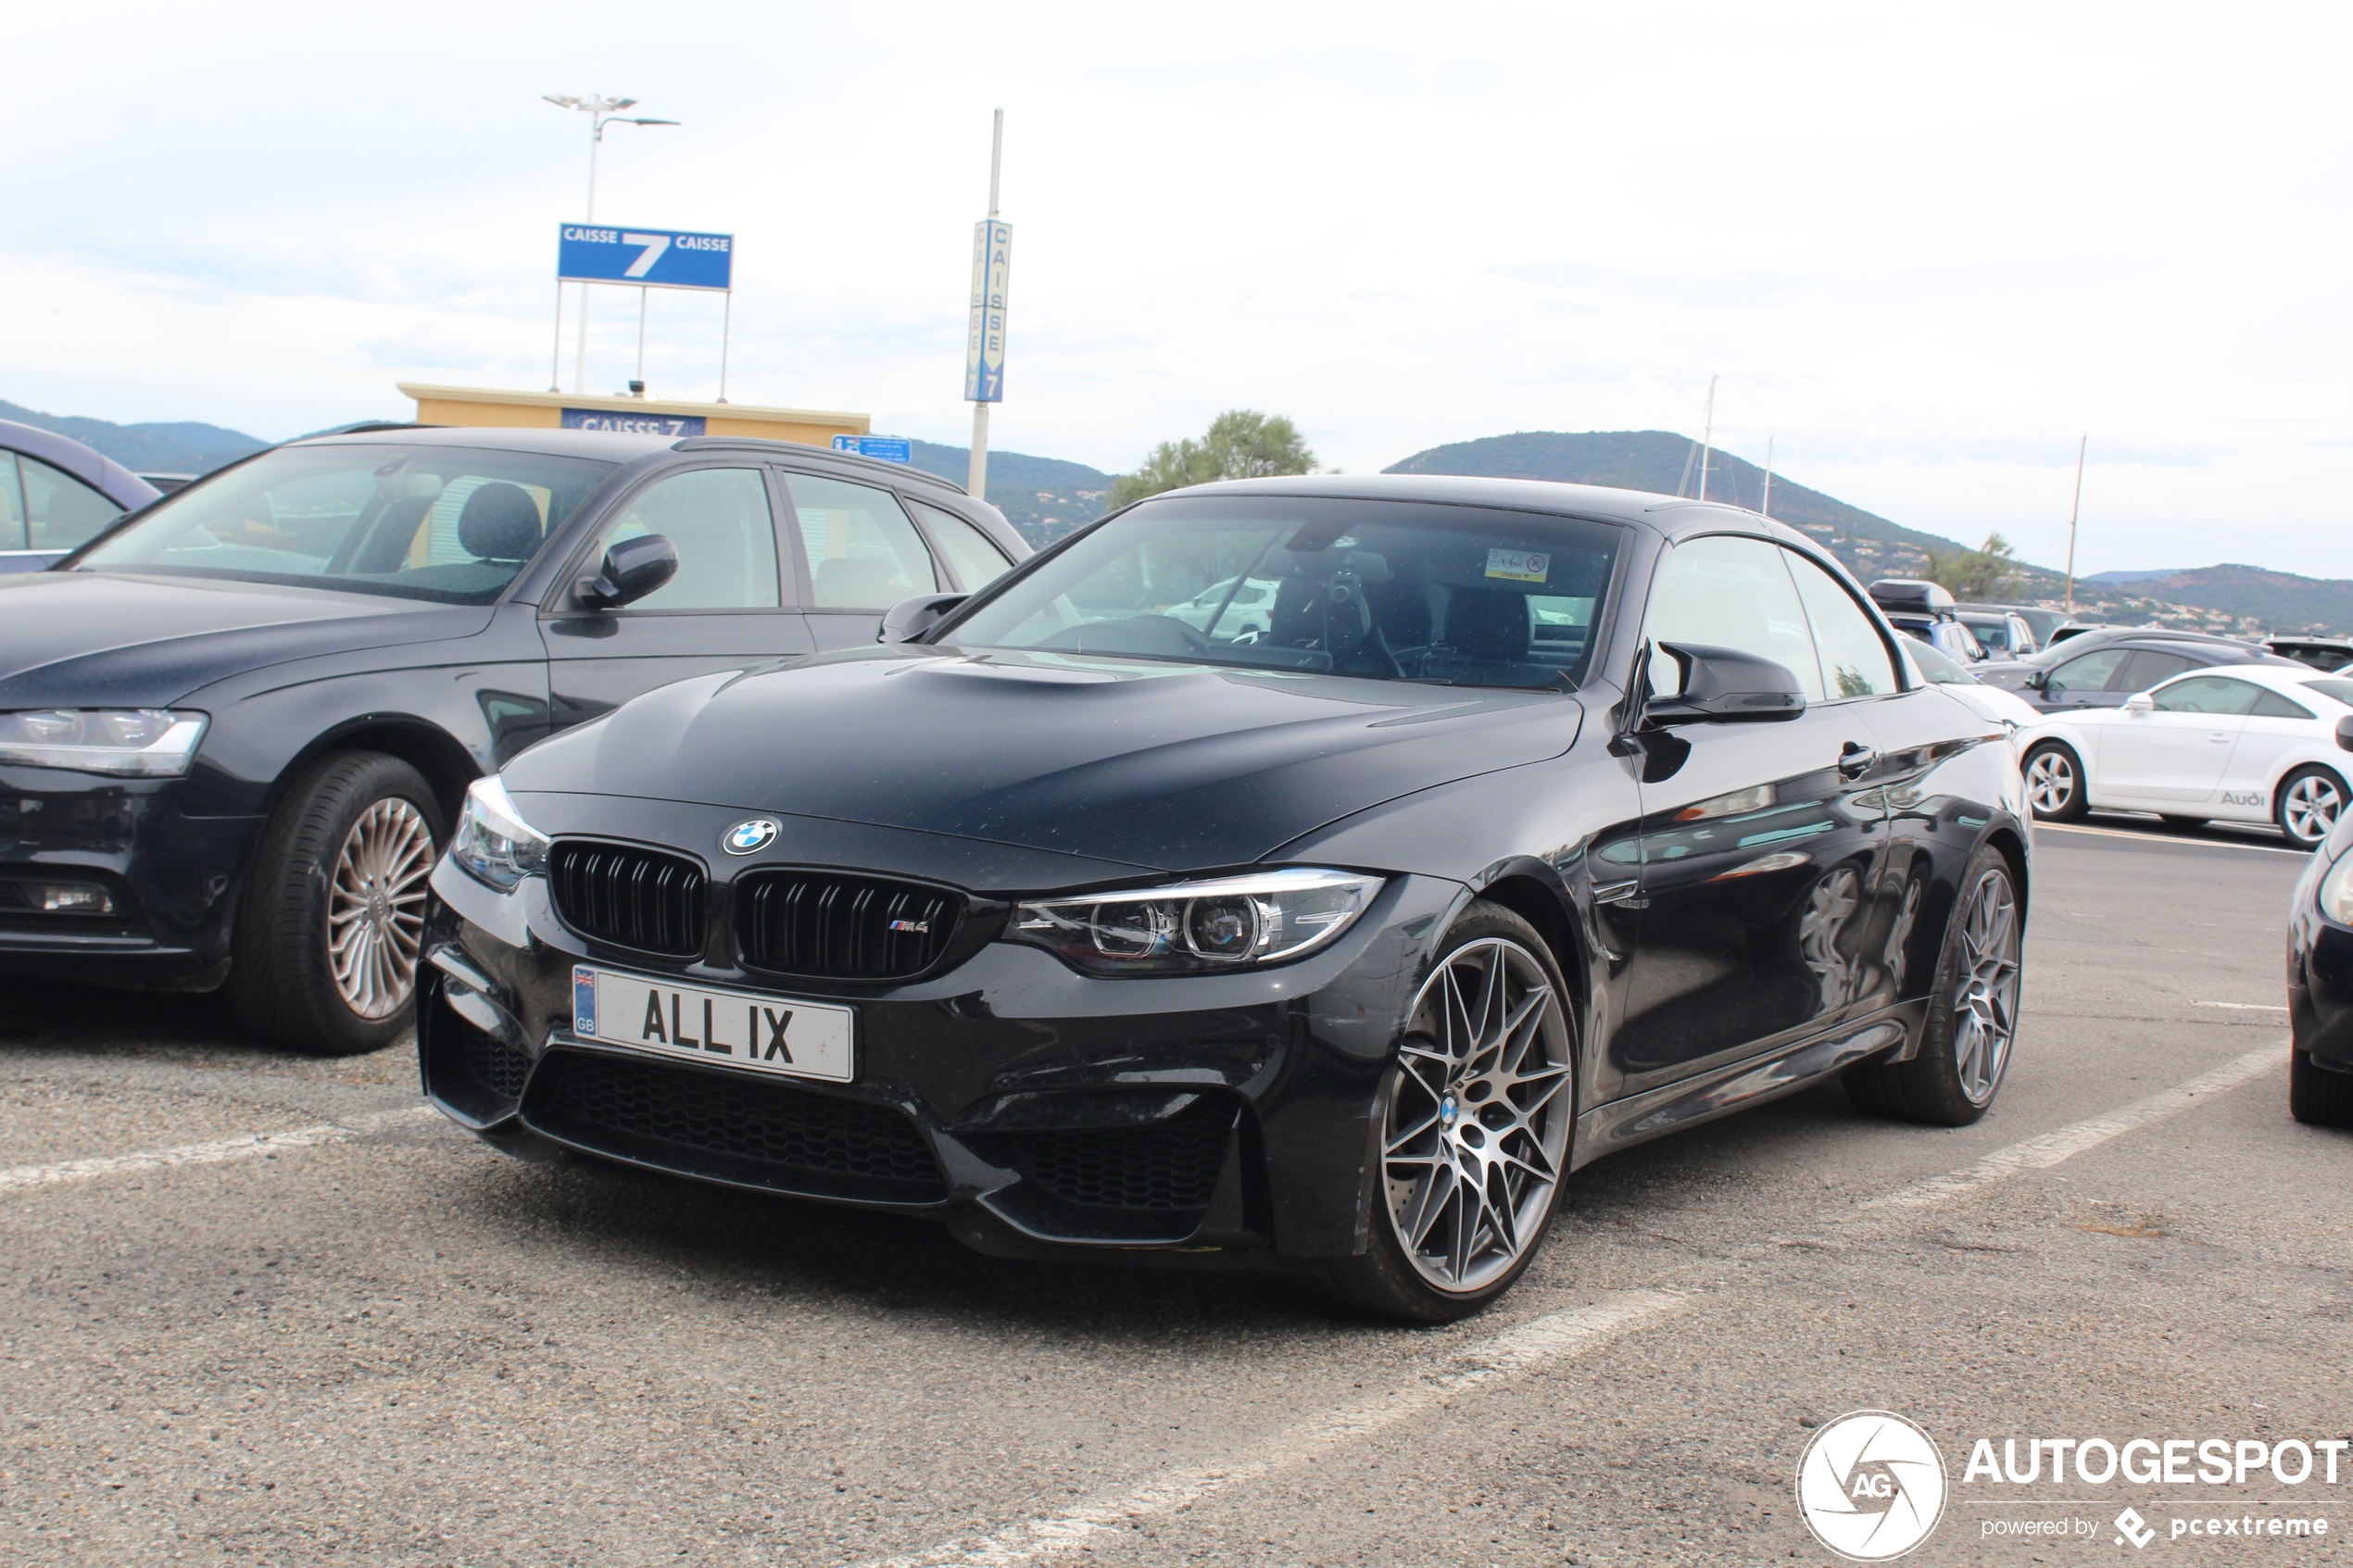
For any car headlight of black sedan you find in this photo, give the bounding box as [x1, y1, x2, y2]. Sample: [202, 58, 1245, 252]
[448, 775, 548, 892]
[0, 709, 208, 775]
[1008, 867, 1382, 974]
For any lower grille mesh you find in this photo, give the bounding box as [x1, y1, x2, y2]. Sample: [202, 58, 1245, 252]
[465, 1031, 532, 1099]
[543, 1053, 947, 1199]
[1009, 1104, 1236, 1211]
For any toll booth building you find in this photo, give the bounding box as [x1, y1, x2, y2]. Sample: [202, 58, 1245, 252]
[398, 384, 869, 449]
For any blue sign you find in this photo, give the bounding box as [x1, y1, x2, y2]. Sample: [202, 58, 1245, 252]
[963, 220, 1012, 403]
[832, 435, 912, 464]
[562, 408, 707, 436]
[557, 224, 734, 291]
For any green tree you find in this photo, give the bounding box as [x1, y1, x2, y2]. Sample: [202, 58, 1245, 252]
[1108, 409, 1316, 508]
[1922, 533, 2019, 600]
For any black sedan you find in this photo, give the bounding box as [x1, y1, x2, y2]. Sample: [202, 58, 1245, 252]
[0, 426, 1023, 1054]
[420, 476, 2031, 1321]
[1977, 628, 2296, 712]
[2289, 805, 2353, 1127]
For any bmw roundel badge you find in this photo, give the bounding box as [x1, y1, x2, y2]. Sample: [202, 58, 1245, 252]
[723, 818, 780, 856]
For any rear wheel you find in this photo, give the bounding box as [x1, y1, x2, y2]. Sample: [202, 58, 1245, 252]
[2021, 742, 2088, 822]
[2275, 767, 2347, 851]
[2290, 1048, 2353, 1127]
[1322, 903, 1576, 1323]
[1845, 845, 2022, 1126]
[227, 751, 444, 1056]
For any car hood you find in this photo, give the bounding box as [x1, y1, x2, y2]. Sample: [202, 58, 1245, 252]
[0, 570, 493, 709]
[507, 646, 1587, 874]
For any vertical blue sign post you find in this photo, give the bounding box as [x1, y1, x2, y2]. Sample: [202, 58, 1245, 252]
[963, 220, 1012, 404]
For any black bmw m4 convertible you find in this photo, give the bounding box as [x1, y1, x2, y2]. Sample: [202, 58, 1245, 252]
[421, 475, 2030, 1320]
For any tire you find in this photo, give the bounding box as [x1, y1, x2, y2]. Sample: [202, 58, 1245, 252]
[1844, 845, 2022, 1126]
[2290, 1048, 2353, 1127]
[1321, 902, 1576, 1323]
[2158, 816, 2208, 832]
[227, 751, 446, 1056]
[2021, 742, 2088, 822]
[2274, 766, 2347, 851]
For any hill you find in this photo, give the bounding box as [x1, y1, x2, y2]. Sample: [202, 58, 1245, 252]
[0, 398, 269, 477]
[900, 439, 1112, 548]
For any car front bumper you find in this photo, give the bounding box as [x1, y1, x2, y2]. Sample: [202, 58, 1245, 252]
[419, 850, 1469, 1266]
[0, 765, 258, 989]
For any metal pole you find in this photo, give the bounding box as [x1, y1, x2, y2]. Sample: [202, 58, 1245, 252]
[1760, 434, 1774, 520]
[1697, 374, 1718, 502]
[548, 280, 565, 393]
[635, 286, 649, 388]
[967, 107, 1004, 501]
[2063, 433, 2087, 614]
[573, 116, 601, 395]
[717, 289, 732, 403]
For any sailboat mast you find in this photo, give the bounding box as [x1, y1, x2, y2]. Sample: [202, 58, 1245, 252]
[2063, 433, 2087, 614]
[1698, 375, 1718, 502]
[1761, 435, 1774, 520]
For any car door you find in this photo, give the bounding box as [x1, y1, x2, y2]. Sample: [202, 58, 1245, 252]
[781, 470, 948, 651]
[2096, 673, 2259, 805]
[904, 497, 1018, 594]
[542, 465, 815, 729]
[2215, 685, 2325, 820]
[1612, 533, 1893, 1095]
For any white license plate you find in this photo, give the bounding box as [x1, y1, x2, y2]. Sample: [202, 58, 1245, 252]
[571, 966, 854, 1084]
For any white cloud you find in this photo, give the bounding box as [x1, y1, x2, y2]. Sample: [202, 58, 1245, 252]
[6, 0, 2350, 573]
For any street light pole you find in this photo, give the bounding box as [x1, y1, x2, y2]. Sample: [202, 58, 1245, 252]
[2063, 433, 2087, 615]
[968, 108, 1006, 501]
[543, 95, 678, 395]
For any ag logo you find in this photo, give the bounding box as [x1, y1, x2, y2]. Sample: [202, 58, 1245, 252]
[722, 818, 780, 856]
[1794, 1411, 1947, 1561]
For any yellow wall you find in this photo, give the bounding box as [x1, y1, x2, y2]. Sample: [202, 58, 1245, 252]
[397, 383, 869, 450]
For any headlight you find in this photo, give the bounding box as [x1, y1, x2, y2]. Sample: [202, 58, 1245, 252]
[448, 775, 548, 892]
[1010, 868, 1383, 975]
[0, 709, 207, 776]
[2322, 851, 2353, 925]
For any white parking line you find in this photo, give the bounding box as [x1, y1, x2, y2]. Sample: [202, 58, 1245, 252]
[865, 1288, 1689, 1568]
[0, 1105, 441, 1196]
[868, 1041, 2289, 1568]
[2035, 822, 2311, 857]
[2197, 1000, 2289, 1012]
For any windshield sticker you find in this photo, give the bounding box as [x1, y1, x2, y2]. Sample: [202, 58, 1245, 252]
[1486, 548, 1549, 583]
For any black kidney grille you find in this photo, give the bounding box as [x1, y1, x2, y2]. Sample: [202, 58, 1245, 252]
[465, 1031, 532, 1099]
[1009, 1103, 1237, 1212]
[545, 1053, 947, 1199]
[549, 841, 706, 956]
[736, 871, 961, 979]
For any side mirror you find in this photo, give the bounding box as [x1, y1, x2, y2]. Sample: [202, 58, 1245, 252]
[574, 534, 678, 610]
[1642, 642, 1807, 726]
[2125, 692, 2155, 716]
[877, 592, 968, 644]
[2024, 669, 2049, 691]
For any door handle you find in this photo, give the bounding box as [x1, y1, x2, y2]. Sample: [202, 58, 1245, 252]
[1837, 742, 1881, 779]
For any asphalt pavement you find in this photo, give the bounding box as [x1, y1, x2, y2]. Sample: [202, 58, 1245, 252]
[0, 815, 2342, 1567]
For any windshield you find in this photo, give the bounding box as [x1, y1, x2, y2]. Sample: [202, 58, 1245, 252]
[1900, 629, 1981, 684]
[945, 494, 1625, 689]
[74, 443, 617, 604]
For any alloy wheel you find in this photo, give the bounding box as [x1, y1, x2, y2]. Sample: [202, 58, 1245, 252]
[1951, 868, 2021, 1106]
[1381, 937, 1573, 1294]
[325, 797, 435, 1019]
[2023, 750, 2075, 817]
[2281, 772, 2344, 848]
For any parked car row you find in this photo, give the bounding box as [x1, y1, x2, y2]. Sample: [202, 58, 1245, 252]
[0, 417, 163, 571]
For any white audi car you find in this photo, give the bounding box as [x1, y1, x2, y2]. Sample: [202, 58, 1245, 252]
[2017, 662, 2353, 848]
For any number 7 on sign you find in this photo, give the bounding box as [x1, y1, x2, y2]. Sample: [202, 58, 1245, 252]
[620, 232, 672, 278]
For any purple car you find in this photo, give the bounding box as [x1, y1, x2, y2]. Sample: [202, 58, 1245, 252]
[0, 418, 162, 572]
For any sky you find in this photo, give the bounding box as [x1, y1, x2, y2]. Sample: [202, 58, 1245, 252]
[7, 1, 2350, 576]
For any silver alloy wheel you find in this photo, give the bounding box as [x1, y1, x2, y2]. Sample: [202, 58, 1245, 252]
[326, 797, 435, 1019]
[2023, 748, 2075, 817]
[1381, 936, 1573, 1294]
[1951, 867, 2022, 1106]
[2281, 771, 2345, 848]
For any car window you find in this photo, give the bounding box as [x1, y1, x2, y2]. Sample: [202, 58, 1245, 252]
[2045, 646, 2130, 697]
[2251, 687, 2316, 720]
[1782, 548, 1897, 698]
[0, 453, 23, 549]
[1901, 630, 1979, 685]
[2151, 675, 2259, 715]
[2119, 649, 2198, 690]
[786, 474, 938, 609]
[908, 499, 1013, 592]
[584, 468, 780, 611]
[1642, 535, 1825, 701]
[20, 453, 127, 552]
[77, 443, 616, 604]
[2301, 678, 2353, 708]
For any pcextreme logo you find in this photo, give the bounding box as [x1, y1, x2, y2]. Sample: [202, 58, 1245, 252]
[1795, 1411, 1949, 1561]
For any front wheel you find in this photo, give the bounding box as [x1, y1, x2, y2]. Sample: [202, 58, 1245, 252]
[2290, 1049, 2353, 1127]
[1844, 845, 2023, 1126]
[227, 751, 445, 1056]
[2275, 767, 2347, 851]
[2021, 742, 2088, 822]
[1322, 903, 1576, 1323]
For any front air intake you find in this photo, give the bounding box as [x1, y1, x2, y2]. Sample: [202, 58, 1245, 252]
[547, 841, 706, 957]
[734, 870, 961, 980]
